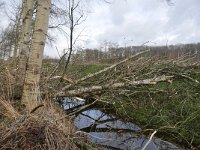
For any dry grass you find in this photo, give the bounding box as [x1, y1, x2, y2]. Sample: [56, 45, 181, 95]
[0, 60, 80, 150]
[0, 60, 16, 100]
[0, 99, 21, 121]
[0, 98, 77, 150]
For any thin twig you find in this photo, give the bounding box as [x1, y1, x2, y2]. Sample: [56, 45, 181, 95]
[141, 130, 157, 150]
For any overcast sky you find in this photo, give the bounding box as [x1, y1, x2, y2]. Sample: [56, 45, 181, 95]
[1, 0, 200, 57]
[82, 0, 200, 47]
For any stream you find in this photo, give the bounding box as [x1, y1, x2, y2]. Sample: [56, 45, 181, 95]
[59, 97, 183, 150]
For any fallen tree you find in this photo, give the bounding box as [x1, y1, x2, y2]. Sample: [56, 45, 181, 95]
[60, 50, 150, 92]
[51, 53, 200, 149]
[58, 75, 173, 97]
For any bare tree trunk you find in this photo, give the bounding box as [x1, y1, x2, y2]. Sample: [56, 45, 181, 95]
[62, 0, 74, 77]
[58, 75, 173, 97]
[16, 0, 34, 86]
[62, 20, 73, 77]
[22, 0, 51, 108]
[62, 0, 84, 76]
[18, 0, 27, 57]
[13, 14, 21, 59]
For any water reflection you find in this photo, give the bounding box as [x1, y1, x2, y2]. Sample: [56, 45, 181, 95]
[88, 132, 155, 150]
[62, 97, 84, 110]
[62, 97, 182, 150]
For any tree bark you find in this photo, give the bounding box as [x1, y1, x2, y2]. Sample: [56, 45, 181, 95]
[22, 0, 51, 108]
[18, 0, 27, 57]
[58, 75, 173, 97]
[13, 14, 21, 59]
[16, 0, 34, 87]
[62, 0, 76, 76]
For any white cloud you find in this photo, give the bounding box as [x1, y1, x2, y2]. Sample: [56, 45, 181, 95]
[81, 0, 200, 48]
[1, 0, 199, 57]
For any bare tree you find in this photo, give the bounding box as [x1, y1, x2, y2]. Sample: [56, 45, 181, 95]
[62, 0, 86, 77]
[16, 0, 34, 88]
[22, 0, 51, 108]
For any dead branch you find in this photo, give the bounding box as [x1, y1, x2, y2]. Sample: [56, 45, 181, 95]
[58, 75, 173, 97]
[141, 130, 157, 150]
[30, 104, 44, 113]
[50, 75, 75, 84]
[61, 50, 150, 91]
[56, 100, 97, 121]
[175, 73, 199, 83]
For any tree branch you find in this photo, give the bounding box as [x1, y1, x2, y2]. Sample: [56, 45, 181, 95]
[58, 75, 173, 97]
[60, 50, 150, 92]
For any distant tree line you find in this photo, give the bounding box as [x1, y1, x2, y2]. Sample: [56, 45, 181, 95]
[71, 43, 200, 64]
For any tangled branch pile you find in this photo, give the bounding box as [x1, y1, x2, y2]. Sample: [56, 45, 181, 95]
[50, 51, 200, 149]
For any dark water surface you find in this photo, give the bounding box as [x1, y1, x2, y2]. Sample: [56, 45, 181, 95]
[62, 97, 183, 150]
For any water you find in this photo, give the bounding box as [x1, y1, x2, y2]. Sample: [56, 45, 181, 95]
[62, 97, 84, 110]
[62, 97, 183, 150]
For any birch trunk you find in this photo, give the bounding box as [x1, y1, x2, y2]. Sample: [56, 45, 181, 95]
[13, 14, 20, 59]
[16, 0, 34, 87]
[22, 0, 51, 108]
[18, 0, 27, 57]
[58, 75, 173, 97]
